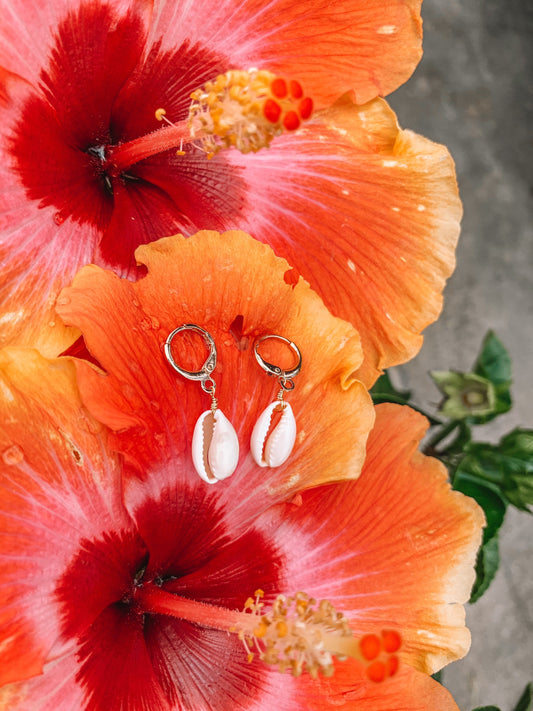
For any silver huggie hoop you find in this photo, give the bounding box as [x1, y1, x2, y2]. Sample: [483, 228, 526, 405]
[164, 324, 239, 485]
[251, 334, 302, 468]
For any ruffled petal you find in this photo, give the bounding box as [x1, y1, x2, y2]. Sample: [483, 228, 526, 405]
[266, 404, 484, 674]
[0, 0, 154, 351]
[0, 69, 91, 354]
[0, 0, 151, 85]
[0, 653, 85, 711]
[147, 0, 423, 105]
[56, 230, 374, 508]
[0, 348, 130, 685]
[1, 649, 460, 711]
[227, 96, 462, 385]
[293, 660, 461, 711]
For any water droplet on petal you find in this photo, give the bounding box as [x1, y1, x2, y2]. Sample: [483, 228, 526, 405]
[2, 444, 24, 465]
[121, 383, 136, 399]
[53, 212, 65, 225]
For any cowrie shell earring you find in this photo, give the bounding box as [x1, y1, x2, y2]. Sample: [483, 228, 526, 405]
[164, 324, 239, 484]
[251, 334, 302, 468]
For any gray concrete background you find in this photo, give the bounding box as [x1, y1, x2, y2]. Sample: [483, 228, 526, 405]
[388, 1, 533, 709]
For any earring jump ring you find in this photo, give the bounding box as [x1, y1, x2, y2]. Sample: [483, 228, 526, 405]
[164, 324, 217, 382]
[254, 334, 302, 380]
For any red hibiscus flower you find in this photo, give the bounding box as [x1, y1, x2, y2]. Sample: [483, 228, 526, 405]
[0, 341, 483, 710]
[0, 233, 483, 708]
[0, 0, 460, 384]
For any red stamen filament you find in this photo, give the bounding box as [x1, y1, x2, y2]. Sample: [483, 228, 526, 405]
[135, 584, 242, 631]
[106, 121, 193, 173]
[106, 69, 314, 171]
[134, 584, 401, 681]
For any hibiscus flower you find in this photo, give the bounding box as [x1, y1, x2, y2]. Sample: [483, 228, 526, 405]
[0, 0, 460, 384]
[0, 341, 483, 710]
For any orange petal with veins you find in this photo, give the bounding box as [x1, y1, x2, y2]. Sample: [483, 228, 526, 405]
[274, 404, 484, 674]
[153, 0, 423, 106]
[56, 229, 375, 498]
[228, 95, 462, 386]
[0, 348, 127, 686]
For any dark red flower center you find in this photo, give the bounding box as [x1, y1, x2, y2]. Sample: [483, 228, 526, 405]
[9, 1, 245, 274]
[55, 483, 286, 710]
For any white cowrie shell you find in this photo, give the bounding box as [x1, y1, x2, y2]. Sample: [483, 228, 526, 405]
[192, 409, 239, 484]
[250, 401, 297, 468]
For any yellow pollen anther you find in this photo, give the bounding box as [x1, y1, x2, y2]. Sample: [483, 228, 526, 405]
[276, 620, 288, 638]
[187, 69, 314, 156]
[244, 597, 255, 610]
[155, 108, 167, 121]
[237, 591, 352, 678]
[254, 620, 269, 638]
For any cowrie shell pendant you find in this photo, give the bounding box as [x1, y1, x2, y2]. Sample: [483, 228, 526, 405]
[165, 324, 239, 484]
[192, 409, 240, 484]
[251, 401, 297, 468]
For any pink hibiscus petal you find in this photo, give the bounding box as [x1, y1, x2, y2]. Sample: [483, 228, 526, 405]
[227, 96, 462, 385]
[0, 352, 480, 709]
[265, 404, 484, 674]
[0, 0, 151, 86]
[0, 653, 85, 711]
[147, 0, 423, 105]
[127, 476, 286, 598]
[294, 660, 461, 711]
[0, 349, 131, 685]
[0, 69, 97, 353]
[1, 0, 451, 375]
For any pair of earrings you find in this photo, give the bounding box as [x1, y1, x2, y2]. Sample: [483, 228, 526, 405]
[164, 324, 302, 484]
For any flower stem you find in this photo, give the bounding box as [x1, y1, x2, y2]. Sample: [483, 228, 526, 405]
[424, 420, 461, 455]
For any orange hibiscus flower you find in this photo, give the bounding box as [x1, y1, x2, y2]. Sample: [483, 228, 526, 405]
[0, 342, 482, 710]
[0, 0, 459, 383]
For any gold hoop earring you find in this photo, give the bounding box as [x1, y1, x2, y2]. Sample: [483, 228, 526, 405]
[165, 324, 239, 484]
[250, 334, 302, 468]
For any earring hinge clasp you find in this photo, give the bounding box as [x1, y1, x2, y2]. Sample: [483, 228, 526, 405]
[164, 324, 217, 384]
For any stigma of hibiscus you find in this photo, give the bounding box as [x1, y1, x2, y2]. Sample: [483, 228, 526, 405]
[107, 69, 314, 171]
[135, 584, 401, 682]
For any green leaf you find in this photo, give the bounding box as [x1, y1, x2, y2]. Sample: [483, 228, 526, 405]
[370, 371, 411, 405]
[470, 535, 500, 603]
[469, 331, 512, 423]
[473, 331, 511, 385]
[442, 421, 473, 457]
[471, 707, 501, 711]
[453, 475, 507, 543]
[371, 371, 441, 425]
[453, 474, 506, 602]
[457, 430, 533, 512]
[513, 683, 532, 711]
